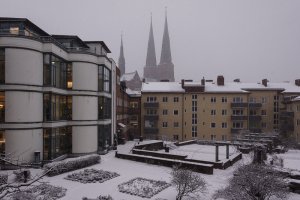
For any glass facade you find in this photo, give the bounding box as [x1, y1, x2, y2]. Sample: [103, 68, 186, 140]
[0, 92, 4, 122]
[43, 54, 72, 89]
[98, 96, 111, 120]
[44, 93, 72, 121]
[0, 130, 4, 153]
[0, 49, 4, 84]
[43, 127, 72, 160]
[98, 124, 111, 151]
[98, 65, 111, 92]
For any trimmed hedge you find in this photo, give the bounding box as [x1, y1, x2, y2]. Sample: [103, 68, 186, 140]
[44, 154, 100, 176]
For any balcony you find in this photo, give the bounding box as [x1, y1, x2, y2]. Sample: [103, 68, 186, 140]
[144, 127, 159, 134]
[231, 115, 247, 121]
[249, 115, 262, 121]
[144, 102, 159, 108]
[249, 103, 262, 108]
[144, 115, 159, 120]
[280, 111, 294, 119]
[231, 102, 248, 108]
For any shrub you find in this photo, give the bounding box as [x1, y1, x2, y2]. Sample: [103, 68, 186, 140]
[44, 154, 100, 176]
[0, 174, 8, 185]
[13, 169, 31, 182]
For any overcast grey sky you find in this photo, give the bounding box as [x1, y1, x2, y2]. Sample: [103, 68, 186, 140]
[1, 0, 300, 82]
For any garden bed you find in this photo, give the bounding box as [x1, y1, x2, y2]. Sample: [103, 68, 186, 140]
[118, 177, 171, 198]
[65, 168, 120, 183]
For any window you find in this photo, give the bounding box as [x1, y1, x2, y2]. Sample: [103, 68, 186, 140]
[192, 113, 197, 125]
[162, 122, 168, 128]
[233, 97, 243, 103]
[98, 65, 111, 92]
[162, 109, 168, 115]
[98, 96, 111, 119]
[43, 93, 72, 121]
[221, 97, 227, 103]
[211, 134, 216, 141]
[274, 96, 279, 101]
[192, 126, 197, 137]
[146, 96, 157, 102]
[211, 123, 216, 128]
[222, 122, 227, 128]
[192, 94, 197, 100]
[211, 110, 216, 115]
[261, 110, 267, 116]
[162, 96, 168, 102]
[262, 97, 267, 104]
[174, 97, 179, 102]
[192, 101, 197, 112]
[43, 127, 72, 160]
[222, 135, 227, 141]
[173, 135, 179, 140]
[222, 109, 227, 116]
[0, 130, 4, 153]
[174, 122, 179, 128]
[174, 110, 179, 115]
[249, 109, 257, 116]
[262, 122, 267, 128]
[0, 49, 4, 84]
[0, 92, 4, 122]
[146, 109, 157, 115]
[233, 122, 243, 128]
[43, 54, 72, 89]
[249, 97, 256, 103]
[297, 119, 300, 126]
[211, 97, 216, 103]
[98, 124, 111, 151]
[130, 102, 138, 108]
[232, 109, 243, 116]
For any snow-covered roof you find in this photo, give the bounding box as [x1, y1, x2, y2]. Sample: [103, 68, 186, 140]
[142, 82, 185, 93]
[121, 71, 139, 82]
[141, 81, 300, 94]
[126, 88, 141, 97]
[292, 96, 300, 102]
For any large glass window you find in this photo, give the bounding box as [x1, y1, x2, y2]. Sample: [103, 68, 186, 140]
[0, 49, 4, 84]
[98, 96, 111, 119]
[0, 131, 5, 154]
[43, 54, 72, 89]
[98, 65, 111, 93]
[44, 93, 72, 121]
[0, 92, 4, 122]
[43, 127, 72, 160]
[98, 124, 111, 151]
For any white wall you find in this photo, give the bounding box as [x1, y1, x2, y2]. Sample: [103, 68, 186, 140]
[72, 62, 98, 91]
[72, 126, 98, 153]
[5, 91, 43, 122]
[6, 48, 43, 86]
[72, 96, 98, 121]
[5, 129, 43, 162]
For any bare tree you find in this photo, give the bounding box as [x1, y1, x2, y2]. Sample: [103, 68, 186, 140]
[214, 164, 289, 200]
[171, 166, 206, 200]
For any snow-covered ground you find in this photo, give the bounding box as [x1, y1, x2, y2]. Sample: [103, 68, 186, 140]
[2, 141, 300, 200]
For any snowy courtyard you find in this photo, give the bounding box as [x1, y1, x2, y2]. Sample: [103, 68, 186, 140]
[2, 141, 300, 200]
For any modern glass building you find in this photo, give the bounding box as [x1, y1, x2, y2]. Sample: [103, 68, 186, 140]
[0, 17, 116, 162]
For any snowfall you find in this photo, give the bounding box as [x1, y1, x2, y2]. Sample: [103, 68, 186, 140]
[3, 140, 300, 200]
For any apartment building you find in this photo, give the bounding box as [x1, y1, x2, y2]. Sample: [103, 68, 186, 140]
[141, 76, 300, 142]
[0, 17, 116, 163]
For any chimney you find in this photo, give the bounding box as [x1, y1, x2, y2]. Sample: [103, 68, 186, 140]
[181, 79, 185, 88]
[262, 79, 268, 87]
[217, 75, 224, 86]
[142, 78, 146, 83]
[234, 79, 240, 83]
[201, 77, 205, 86]
[295, 79, 300, 86]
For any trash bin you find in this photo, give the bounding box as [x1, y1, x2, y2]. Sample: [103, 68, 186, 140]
[34, 151, 40, 163]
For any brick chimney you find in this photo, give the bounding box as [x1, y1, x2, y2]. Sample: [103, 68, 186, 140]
[295, 79, 300, 86]
[181, 79, 185, 88]
[217, 75, 224, 86]
[201, 77, 205, 86]
[262, 79, 268, 87]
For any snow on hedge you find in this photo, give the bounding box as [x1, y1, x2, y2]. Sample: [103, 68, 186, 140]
[65, 168, 119, 183]
[44, 154, 100, 176]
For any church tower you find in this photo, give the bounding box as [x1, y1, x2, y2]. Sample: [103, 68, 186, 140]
[158, 10, 175, 82]
[118, 35, 125, 76]
[143, 15, 158, 81]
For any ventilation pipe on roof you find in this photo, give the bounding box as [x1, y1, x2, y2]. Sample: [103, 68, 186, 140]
[201, 77, 205, 86]
[234, 79, 240, 83]
[262, 79, 268, 87]
[217, 75, 224, 86]
[181, 79, 185, 88]
[295, 79, 300, 86]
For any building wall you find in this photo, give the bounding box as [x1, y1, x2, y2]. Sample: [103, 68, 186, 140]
[293, 101, 300, 142]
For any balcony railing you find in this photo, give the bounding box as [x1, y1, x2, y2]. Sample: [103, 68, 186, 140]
[280, 111, 294, 119]
[231, 102, 248, 108]
[144, 127, 159, 134]
[249, 103, 262, 108]
[249, 115, 262, 121]
[231, 115, 248, 121]
[144, 102, 159, 108]
[144, 115, 159, 120]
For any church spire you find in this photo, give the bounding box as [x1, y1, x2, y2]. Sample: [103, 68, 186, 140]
[145, 14, 157, 67]
[160, 8, 172, 64]
[118, 34, 125, 76]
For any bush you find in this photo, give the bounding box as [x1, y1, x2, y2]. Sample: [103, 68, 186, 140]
[13, 169, 31, 183]
[0, 174, 8, 185]
[44, 154, 100, 176]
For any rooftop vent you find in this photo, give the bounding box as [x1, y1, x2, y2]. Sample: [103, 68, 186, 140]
[217, 75, 224, 86]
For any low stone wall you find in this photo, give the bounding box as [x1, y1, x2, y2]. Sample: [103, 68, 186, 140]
[134, 141, 164, 151]
[175, 140, 197, 146]
[115, 151, 213, 175]
[132, 149, 187, 160]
